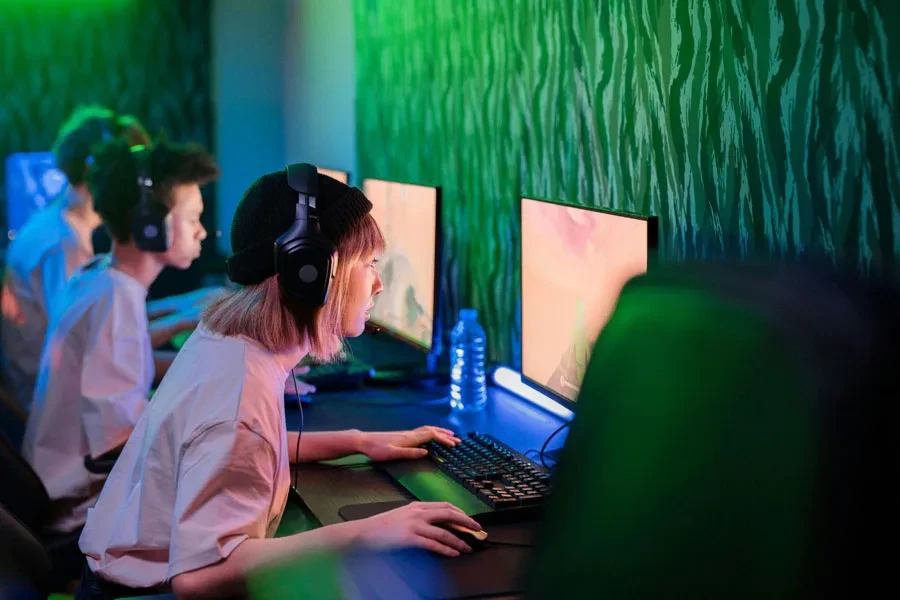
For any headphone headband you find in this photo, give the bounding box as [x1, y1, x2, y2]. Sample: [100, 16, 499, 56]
[275, 163, 337, 306]
[285, 163, 320, 235]
[225, 164, 340, 305]
[130, 145, 170, 252]
[132, 145, 152, 204]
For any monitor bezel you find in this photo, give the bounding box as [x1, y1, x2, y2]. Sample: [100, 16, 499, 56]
[363, 177, 443, 355]
[519, 195, 659, 411]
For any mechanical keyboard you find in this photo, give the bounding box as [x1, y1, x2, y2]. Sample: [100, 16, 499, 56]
[425, 433, 553, 510]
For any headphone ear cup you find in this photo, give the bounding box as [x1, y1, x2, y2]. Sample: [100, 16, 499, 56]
[275, 231, 337, 306]
[131, 201, 170, 252]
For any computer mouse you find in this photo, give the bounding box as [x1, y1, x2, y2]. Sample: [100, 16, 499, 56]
[436, 522, 488, 552]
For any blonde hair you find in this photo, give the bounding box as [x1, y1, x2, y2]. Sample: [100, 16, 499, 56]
[203, 214, 385, 361]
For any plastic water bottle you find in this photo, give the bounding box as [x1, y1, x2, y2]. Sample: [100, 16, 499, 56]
[449, 309, 487, 412]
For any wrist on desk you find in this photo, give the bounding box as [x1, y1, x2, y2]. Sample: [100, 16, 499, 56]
[334, 518, 366, 548]
[348, 429, 367, 455]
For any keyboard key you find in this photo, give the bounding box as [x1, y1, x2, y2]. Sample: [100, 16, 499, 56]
[492, 497, 519, 508]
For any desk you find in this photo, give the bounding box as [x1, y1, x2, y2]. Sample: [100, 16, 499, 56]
[289, 385, 566, 446]
[279, 383, 568, 599]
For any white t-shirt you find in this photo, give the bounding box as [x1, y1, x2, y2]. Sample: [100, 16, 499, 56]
[79, 324, 298, 588]
[1, 201, 93, 412]
[21, 255, 153, 533]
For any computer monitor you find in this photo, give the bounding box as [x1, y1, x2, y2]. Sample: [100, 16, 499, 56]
[5, 151, 68, 238]
[363, 178, 441, 353]
[316, 166, 349, 185]
[520, 197, 658, 408]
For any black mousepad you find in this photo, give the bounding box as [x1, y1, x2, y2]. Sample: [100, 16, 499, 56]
[339, 500, 536, 599]
[339, 500, 412, 521]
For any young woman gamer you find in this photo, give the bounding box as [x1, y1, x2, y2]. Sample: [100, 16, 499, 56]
[77, 165, 481, 599]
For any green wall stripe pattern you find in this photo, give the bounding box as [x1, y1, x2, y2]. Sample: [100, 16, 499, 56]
[356, 0, 899, 366]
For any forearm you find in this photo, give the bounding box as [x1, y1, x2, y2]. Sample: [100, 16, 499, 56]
[287, 430, 364, 463]
[153, 350, 177, 383]
[146, 297, 176, 320]
[148, 287, 224, 322]
[149, 314, 193, 348]
[171, 521, 360, 599]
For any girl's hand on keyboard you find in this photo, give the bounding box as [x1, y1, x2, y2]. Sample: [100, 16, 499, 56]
[357, 426, 461, 461]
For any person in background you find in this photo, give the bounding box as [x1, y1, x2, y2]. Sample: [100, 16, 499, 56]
[21, 137, 219, 535]
[1, 105, 149, 413]
[77, 168, 480, 599]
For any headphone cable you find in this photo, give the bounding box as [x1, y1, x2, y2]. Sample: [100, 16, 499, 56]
[291, 368, 304, 465]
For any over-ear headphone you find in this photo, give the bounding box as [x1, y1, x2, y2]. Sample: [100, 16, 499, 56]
[276, 163, 337, 306]
[130, 145, 170, 252]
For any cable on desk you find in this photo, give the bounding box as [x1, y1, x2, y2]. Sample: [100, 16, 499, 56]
[538, 420, 570, 470]
[484, 540, 536, 549]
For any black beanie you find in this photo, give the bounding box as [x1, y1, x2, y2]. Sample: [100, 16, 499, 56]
[226, 170, 372, 285]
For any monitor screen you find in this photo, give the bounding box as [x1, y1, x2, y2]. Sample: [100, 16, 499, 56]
[5, 151, 68, 237]
[364, 179, 440, 351]
[521, 197, 656, 406]
[317, 167, 349, 185]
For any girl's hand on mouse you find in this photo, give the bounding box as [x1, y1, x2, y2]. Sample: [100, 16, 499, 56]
[357, 426, 461, 461]
[353, 501, 481, 557]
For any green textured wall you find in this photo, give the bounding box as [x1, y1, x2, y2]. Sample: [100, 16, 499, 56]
[0, 0, 213, 236]
[355, 0, 900, 366]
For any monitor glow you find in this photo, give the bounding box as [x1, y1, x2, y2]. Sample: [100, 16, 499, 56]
[316, 167, 349, 185]
[521, 197, 655, 406]
[364, 179, 439, 351]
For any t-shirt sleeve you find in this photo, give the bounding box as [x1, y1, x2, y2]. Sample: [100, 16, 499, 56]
[80, 290, 151, 458]
[167, 421, 279, 581]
